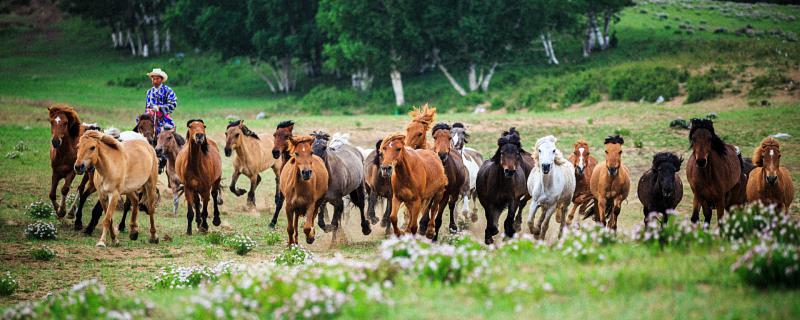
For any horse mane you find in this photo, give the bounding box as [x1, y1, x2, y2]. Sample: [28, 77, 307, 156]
[574, 139, 588, 148]
[752, 137, 780, 167]
[134, 113, 154, 132]
[173, 131, 186, 147]
[652, 152, 683, 172]
[534, 135, 566, 165]
[311, 131, 330, 142]
[288, 135, 315, 154]
[83, 123, 102, 132]
[277, 120, 295, 129]
[187, 119, 204, 127]
[373, 139, 383, 165]
[380, 132, 407, 151]
[408, 103, 436, 126]
[604, 135, 625, 145]
[48, 104, 81, 138]
[431, 122, 451, 135]
[329, 132, 349, 149]
[83, 130, 120, 150]
[491, 132, 522, 163]
[452, 122, 465, 129]
[228, 120, 260, 140]
[689, 118, 726, 155]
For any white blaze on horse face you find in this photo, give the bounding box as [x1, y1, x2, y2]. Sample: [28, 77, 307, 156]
[55, 116, 61, 124]
[770, 149, 774, 158]
[578, 147, 585, 169]
[452, 134, 459, 148]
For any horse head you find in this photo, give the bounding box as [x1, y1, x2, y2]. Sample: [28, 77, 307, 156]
[405, 103, 436, 149]
[311, 131, 331, 159]
[134, 113, 157, 147]
[156, 127, 182, 159]
[754, 137, 781, 185]
[689, 118, 726, 168]
[603, 135, 625, 176]
[48, 104, 81, 149]
[432, 123, 452, 162]
[186, 119, 208, 152]
[224, 120, 259, 157]
[493, 130, 523, 178]
[572, 140, 591, 176]
[288, 135, 316, 181]
[535, 135, 561, 175]
[380, 133, 407, 178]
[273, 120, 294, 159]
[74, 130, 119, 174]
[451, 122, 469, 151]
[652, 152, 682, 198]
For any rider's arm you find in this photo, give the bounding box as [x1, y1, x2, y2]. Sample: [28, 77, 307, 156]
[161, 87, 177, 114]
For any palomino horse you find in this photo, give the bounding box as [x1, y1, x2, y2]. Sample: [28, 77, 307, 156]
[380, 133, 447, 238]
[224, 120, 281, 208]
[419, 123, 467, 239]
[687, 118, 750, 225]
[279, 135, 329, 245]
[566, 139, 597, 224]
[404, 104, 436, 150]
[155, 127, 186, 216]
[310, 131, 371, 237]
[74, 130, 159, 247]
[747, 137, 794, 214]
[48, 104, 94, 224]
[268, 120, 295, 228]
[451, 122, 484, 222]
[637, 152, 683, 224]
[176, 119, 223, 235]
[589, 135, 631, 231]
[364, 139, 392, 232]
[477, 130, 531, 244]
[527, 135, 576, 240]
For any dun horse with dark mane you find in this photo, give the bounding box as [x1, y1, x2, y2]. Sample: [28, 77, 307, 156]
[225, 120, 281, 209]
[156, 127, 186, 216]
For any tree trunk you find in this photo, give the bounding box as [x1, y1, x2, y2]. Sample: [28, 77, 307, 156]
[468, 64, 479, 92]
[591, 12, 605, 50]
[127, 29, 136, 56]
[438, 63, 467, 96]
[163, 29, 171, 53]
[351, 68, 373, 91]
[541, 33, 551, 63]
[602, 11, 612, 50]
[152, 24, 160, 56]
[136, 29, 144, 57]
[480, 62, 498, 92]
[251, 61, 278, 93]
[278, 56, 292, 93]
[547, 33, 559, 65]
[390, 67, 405, 106]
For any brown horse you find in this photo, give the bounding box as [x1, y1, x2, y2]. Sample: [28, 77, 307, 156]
[225, 120, 281, 208]
[364, 139, 392, 233]
[133, 113, 157, 147]
[747, 137, 794, 214]
[48, 104, 94, 222]
[155, 128, 186, 216]
[405, 104, 436, 150]
[268, 120, 295, 228]
[74, 130, 159, 247]
[687, 118, 750, 225]
[589, 135, 631, 231]
[176, 119, 223, 235]
[279, 135, 329, 245]
[566, 139, 597, 224]
[380, 133, 447, 238]
[419, 123, 467, 239]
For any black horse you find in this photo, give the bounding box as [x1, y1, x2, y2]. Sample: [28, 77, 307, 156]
[637, 152, 683, 225]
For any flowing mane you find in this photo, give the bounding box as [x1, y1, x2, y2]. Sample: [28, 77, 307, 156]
[574, 139, 588, 148]
[491, 131, 522, 163]
[604, 135, 625, 145]
[407, 104, 436, 127]
[228, 120, 259, 139]
[752, 137, 780, 167]
[48, 104, 81, 138]
[689, 118, 726, 155]
[329, 132, 349, 149]
[651, 152, 683, 171]
[381, 132, 407, 150]
[534, 135, 566, 165]
[82, 130, 120, 150]
[277, 120, 295, 129]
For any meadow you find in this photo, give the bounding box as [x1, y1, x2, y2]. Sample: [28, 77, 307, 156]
[1, 0, 800, 318]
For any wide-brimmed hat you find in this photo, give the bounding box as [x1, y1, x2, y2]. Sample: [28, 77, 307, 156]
[147, 68, 168, 82]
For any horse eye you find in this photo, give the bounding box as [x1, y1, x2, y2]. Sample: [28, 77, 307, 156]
[236, 133, 240, 137]
[90, 146, 96, 151]
[552, 150, 556, 153]
[167, 136, 172, 140]
[395, 147, 401, 152]
[619, 151, 622, 154]
[605, 150, 608, 154]
[294, 152, 299, 157]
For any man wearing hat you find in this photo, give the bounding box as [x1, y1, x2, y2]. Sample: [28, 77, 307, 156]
[145, 68, 177, 134]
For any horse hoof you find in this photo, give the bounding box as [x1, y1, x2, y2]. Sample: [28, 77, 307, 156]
[268, 222, 277, 229]
[213, 217, 221, 227]
[66, 208, 76, 220]
[425, 230, 435, 239]
[95, 241, 106, 248]
[322, 225, 336, 233]
[129, 231, 139, 241]
[449, 226, 458, 234]
[306, 237, 315, 244]
[369, 216, 379, 225]
[361, 224, 372, 236]
[485, 237, 494, 245]
[149, 237, 159, 244]
[74, 222, 83, 231]
[379, 219, 388, 228]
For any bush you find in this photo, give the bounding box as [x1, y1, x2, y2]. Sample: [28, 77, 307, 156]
[26, 200, 54, 219]
[732, 239, 799, 288]
[152, 261, 234, 289]
[264, 231, 282, 246]
[556, 225, 617, 263]
[274, 245, 314, 266]
[225, 234, 257, 256]
[0, 272, 17, 296]
[559, 72, 605, 107]
[721, 204, 800, 245]
[206, 231, 227, 245]
[25, 222, 57, 240]
[632, 213, 715, 249]
[608, 66, 681, 102]
[685, 75, 721, 104]
[379, 235, 487, 284]
[31, 245, 56, 261]
[301, 85, 360, 115]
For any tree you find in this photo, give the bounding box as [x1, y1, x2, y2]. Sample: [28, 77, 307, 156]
[520, 0, 581, 65]
[577, 0, 633, 57]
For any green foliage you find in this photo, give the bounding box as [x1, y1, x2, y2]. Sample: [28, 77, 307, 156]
[720, 205, 800, 245]
[380, 235, 488, 284]
[274, 245, 313, 266]
[633, 214, 715, 249]
[300, 85, 360, 114]
[556, 225, 617, 263]
[224, 234, 257, 256]
[2, 279, 149, 319]
[31, 245, 56, 261]
[608, 66, 681, 102]
[206, 231, 226, 245]
[152, 262, 234, 289]
[559, 72, 605, 106]
[732, 240, 800, 288]
[25, 222, 57, 240]
[685, 75, 720, 104]
[749, 70, 788, 98]
[0, 271, 17, 296]
[26, 200, 54, 219]
[634, 140, 644, 148]
[614, 127, 631, 136]
[264, 230, 282, 246]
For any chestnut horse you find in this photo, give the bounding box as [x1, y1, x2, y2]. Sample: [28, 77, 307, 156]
[589, 135, 631, 231]
[405, 104, 436, 150]
[176, 119, 223, 235]
[637, 152, 683, 224]
[364, 139, 392, 232]
[133, 113, 157, 147]
[419, 123, 467, 239]
[225, 120, 281, 208]
[566, 139, 597, 224]
[687, 118, 750, 225]
[279, 135, 329, 245]
[47, 104, 94, 224]
[74, 130, 159, 247]
[747, 137, 794, 213]
[268, 120, 295, 228]
[155, 127, 185, 216]
[380, 133, 447, 238]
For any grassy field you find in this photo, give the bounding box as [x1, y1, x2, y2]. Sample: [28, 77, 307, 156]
[1, 0, 800, 318]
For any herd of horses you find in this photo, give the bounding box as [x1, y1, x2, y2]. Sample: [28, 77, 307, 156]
[46, 104, 795, 247]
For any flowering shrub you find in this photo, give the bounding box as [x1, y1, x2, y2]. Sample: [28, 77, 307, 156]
[731, 237, 800, 288]
[24, 222, 57, 240]
[0, 272, 17, 297]
[2, 279, 151, 319]
[274, 245, 314, 266]
[25, 200, 54, 219]
[379, 235, 488, 284]
[225, 234, 257, 256]
[264, 231, 282, 246]
[631, 212, 715, 249]
[721, 204, 800, 245]
[31, 245, 56, 261]
[556, 225, 616, 262]
[152, 261, 235, 289]
[496, 234, 548, 256]
[206, 231, 226, 245]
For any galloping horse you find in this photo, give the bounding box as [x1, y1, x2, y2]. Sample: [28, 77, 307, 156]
[268, 120, 295, 228]
[686, 119, 749, 225]
[310, 131, 370, 237]
[404, 104, 436, 150]
[47, 104, 94, 225]
[364, 139, 392, 231]
[638, 152, 684, 224]
[589, 135, 631, 231]
[419, 123, 467, 239]
[380, 133, 447, 238]
[477, 130, 531, 244]
[133, 113, 157, 147]
[527, 135, 576, 240]
[155, 128, 186, 216]
[451, 122, 484, 222]
[176, 119, 223, 235]
[279, 135, 329, 245]
[74, 130, 159, 247]
[747, 137, 794, 214]
[224, 120, 281, 209]
[566, 139, 597, 224]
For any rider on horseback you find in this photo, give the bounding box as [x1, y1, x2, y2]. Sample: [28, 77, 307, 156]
[144, 68, 176, 134]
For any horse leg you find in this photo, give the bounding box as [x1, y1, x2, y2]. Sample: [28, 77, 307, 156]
[67, 174, 89, 219]
[484, 204, 500, 245]
[317, 200, 329, 231]
[383, 196, 393, 235]
[690, 198, 701, 224]
[470, 190, 479, 222]
[229, 169, 246, 197]
[557, 204, 569, 239]
[57, 173, 76, 219]
[433, 197, 447, 241]
[407, 200, 423, 236]
[200, 191, 211, 233]
[715, 199, 726, 226]
[84, 201, 103, 235]
[352, 187, 371, 235]
[127, 193, 140, 241]
[503, 201, 519, 239]
[304, 203, 317, 244]
[527, 201, 540, 236]
[185, 190, 195, 235]
[193, 193, 202, 227]
[74, 178, 95, 230]
[323, 199, 344, 233]
[418, 200, 431, 236]
[246, 174, 260, 208]
[145, 180, 159, 244]
[389, 196, 403, 237]
[172, 187, 180, 217]
[97, 192, 119, 247]
[119, 198, 130, 233]
[49, 174, 60, 217]
[567, 202, 579, 226]
[293, 207, 301, 245]
[285, 205, 295, 245]
[212, 181, 222, 227]
[515, 196, 529, 233]
[596, 197, 608, 228]
[269, 174, 283, 229]
[367, 189, 380, 225]
[448, 195, 459, 234]
[610, 198, 623, 231]
[540, 205, 558, 240]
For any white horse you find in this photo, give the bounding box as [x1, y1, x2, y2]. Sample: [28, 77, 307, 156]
[451, 123, 484, 222]
[527, 135, 576, 240]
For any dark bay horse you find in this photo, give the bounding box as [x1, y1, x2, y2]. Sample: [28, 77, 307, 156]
[48, 104, 93, 223]
[637, 152, 683, 224]
[686, 119, 750, 225]
[176, 119, 223, 235]
[268, 120, 295, 228]
[419, 123, 467, 239]
[364, 139, 392, 232]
